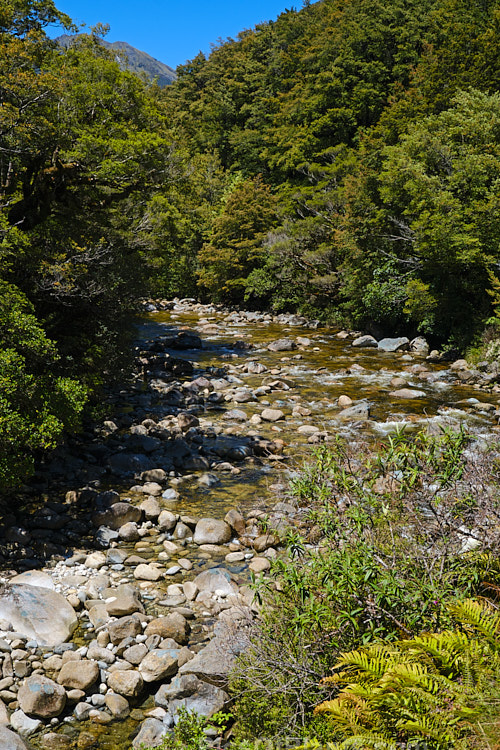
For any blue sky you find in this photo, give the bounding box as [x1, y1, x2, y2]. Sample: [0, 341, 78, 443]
[48, 1, 304, 69]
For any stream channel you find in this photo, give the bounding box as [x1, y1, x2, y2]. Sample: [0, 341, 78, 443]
[3, 298, 500, 750]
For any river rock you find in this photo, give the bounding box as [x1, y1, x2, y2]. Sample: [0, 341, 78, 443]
[223, 409, 247, 422]
[134, 564, 164, 581]
[119, 522, 140, 542]
[141, 469, 167, 483]
[158, 510, 177, 531]
[193, 568, 237, 597]
[139, 648, 179, 682]
[260, 408, 284, 422]
[155, 674, 199, 705]
[224, 509, 246, 535]
[39, 733, 73, 749]
[0, 724, 32, 747]
[145, 613, 190, 644]
[10, 571, 55, 590]
[297, 425, 320, 435]
[337, 402, 370, 420]
[92, 502, 142, 530]
[176, 413, 199, 434]
[377, 337, 409, 352]
[179, 621, 248, 688]
[107, 670, 143, 698]
[352, 335, 378, 348]
[0, 583, 77, 647]
[87, 645, 115, 665]
[84, 551, 106, 569]
[169, 680, 229, 721]
[73, 702, 92, 721]
[193, 519, 231, 545]
[410, 336, 429, 356]
[105, 693, 130, 719]
[106, 585, 144, 616]
[108, 614, 142, 644]
[10, 709, 41, 737]
[140, 497, 161, 521]
[58, 659, 99, 691]
[389, 388, 426, 399]
[18, 675, 66, 718]
[182, 582, 199, 601]
[249, 557, 271, 573]
[132, 717, 166, 749]
[267, 338, 296, 352]
[253, 534, 277, 552]
[122, 643, 147, 665]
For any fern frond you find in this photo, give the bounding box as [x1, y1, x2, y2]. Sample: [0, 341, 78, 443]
[449, 598, 500, 646]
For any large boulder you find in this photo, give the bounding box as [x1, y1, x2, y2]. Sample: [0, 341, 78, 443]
[0, 583, 77, 647]
[18, 675, 66, 718]
[193, 519, 231, 546]
[9, 571, 55, 590]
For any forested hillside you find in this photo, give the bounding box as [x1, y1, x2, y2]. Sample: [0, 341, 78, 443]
[1, 0, 500, 487]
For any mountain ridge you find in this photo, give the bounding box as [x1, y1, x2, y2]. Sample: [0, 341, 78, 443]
[56, 34, 177, 87]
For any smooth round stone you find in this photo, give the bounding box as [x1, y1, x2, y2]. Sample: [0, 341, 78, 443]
[225, 551, 245, 563]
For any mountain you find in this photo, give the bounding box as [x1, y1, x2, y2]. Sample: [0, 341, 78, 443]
[56, 34, 177, 87]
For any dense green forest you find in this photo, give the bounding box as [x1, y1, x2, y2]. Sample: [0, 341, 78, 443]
[1, 0, 500, 482]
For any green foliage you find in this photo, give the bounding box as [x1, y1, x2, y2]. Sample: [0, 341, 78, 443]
[0, 281, 86, 490]
[139, 707, 231, 750]
[314, 599, 500, 749]
[231, 430, 500, 740]
[197, 175, 278, 304]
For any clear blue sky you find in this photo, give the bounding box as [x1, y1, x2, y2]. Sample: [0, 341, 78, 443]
[48, 1, 304, 69]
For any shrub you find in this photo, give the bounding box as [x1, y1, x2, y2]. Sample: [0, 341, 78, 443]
[231, 431, 500, 740]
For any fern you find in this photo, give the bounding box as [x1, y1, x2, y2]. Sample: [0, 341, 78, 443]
[315, 598, 500, 749]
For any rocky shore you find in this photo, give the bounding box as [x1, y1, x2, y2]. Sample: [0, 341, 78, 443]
[0, 298, 499, 749]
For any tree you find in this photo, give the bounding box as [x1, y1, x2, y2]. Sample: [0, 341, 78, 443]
[197, 175, 278, 304]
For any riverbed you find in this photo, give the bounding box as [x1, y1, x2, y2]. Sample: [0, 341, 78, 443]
[2, 299, 499, 750]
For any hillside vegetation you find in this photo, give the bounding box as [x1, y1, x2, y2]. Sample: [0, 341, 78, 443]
[1, 0, 499, 480]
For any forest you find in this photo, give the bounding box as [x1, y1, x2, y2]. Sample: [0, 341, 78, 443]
[1, 0, 500, 490]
